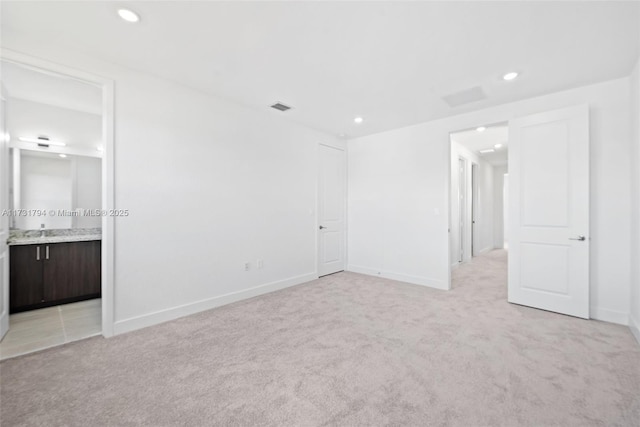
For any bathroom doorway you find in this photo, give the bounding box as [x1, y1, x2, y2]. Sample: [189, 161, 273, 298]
[0, 52, 114, 358]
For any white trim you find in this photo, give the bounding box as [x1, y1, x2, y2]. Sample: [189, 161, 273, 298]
[113, 273, 317, 335]
[1, 49, 116, 338]
[630, 314, 640, 345]
[101, 80, 115, 337]
[446, 138, 453, 290]
[347, 264, 448, 290]
[344, 143, 349, 273]
[590, 306, 629, 325]
[314, 142, 320, 277]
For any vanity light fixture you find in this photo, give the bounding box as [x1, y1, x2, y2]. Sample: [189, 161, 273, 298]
[476, 126, 486, 132]
[118, 8, 140, 23]
[494, 143, 503, 149]
[19, 136, 66, 147]
[354, 117, 364, 124]
[503, 71, 519, 81]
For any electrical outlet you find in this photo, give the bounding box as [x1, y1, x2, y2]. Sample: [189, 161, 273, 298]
[244, 262, 250, 271]
[257, 259, 264, 269]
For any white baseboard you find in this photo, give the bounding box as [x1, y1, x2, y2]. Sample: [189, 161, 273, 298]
[590, 306, 629, 325]
[113, 272, 317, 335]
[347, 264, 448, 290]
[630, 314, 640, 345]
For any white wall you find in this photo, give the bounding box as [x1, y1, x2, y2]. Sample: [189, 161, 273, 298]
[478, 158, 494, 254]
[349, 77, 632, 324]
[630, 57, 640, 342]
[493, 165, 508, 249]
[2, 38, 344, 334]
[348, 124, 449, 289]
[74, 156, 101, 229]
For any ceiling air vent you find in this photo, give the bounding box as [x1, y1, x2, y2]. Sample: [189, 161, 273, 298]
[442, 86, 487, 108]
[270, 102, 292, 112]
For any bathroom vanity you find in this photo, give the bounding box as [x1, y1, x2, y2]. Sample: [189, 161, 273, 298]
[8, 228, 101, 313]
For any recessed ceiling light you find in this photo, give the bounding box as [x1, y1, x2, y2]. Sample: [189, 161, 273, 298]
[354, 117, 364, 124]
[118, 8, 140, 23]
[476, 126, 486, 132]
[97, 145, 104, 152]
[503, 72, 519, 81]
[19, 136, 66, 147]
[494, 143, 503, 149]
[479, 149, 495, 154]
[59, 154, 67, 158]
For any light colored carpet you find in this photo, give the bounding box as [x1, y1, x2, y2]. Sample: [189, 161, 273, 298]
[1, 250, 638, 426]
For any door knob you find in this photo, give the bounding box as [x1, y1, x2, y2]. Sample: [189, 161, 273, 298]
[319, 225, 326, 230]
[569, 235, 586, 241]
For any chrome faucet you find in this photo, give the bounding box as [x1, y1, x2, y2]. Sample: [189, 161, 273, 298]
[40, 224, 46, 238]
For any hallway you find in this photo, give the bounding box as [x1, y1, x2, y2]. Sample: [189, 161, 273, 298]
[452, 249, 508, 291]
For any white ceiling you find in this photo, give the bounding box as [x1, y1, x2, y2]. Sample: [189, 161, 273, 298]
[7, 97, 102, 151]
[1, 61, 102, 115]
[2, 1, 639, 138]
[1, 60, 102, 156]
[450, 124, 508, 167]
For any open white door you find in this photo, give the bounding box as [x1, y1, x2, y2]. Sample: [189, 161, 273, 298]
[0, 87, 9, 339]
[318, 144, 345, 277]
[508, 105, 590, 318]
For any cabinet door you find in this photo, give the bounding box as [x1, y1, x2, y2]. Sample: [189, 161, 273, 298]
[43, 241, 101, 301]
[9, 245, 44, 311]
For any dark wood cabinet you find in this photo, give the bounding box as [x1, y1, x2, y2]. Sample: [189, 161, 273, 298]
[10, 240, 101, 313]
[9, 245, 44, 309]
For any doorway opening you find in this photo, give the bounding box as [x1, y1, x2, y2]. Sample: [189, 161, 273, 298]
[449, 123, 509, 276]
[0, 52, 114, 359]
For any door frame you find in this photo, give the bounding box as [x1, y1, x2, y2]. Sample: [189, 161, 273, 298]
[446, 111, 589, 304]
[1, 49, 116, 337]
[316, 142, 347, 278]
[448, 121, 507, 288]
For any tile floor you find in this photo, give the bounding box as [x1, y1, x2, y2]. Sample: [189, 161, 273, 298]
[0, 298, 101, 360]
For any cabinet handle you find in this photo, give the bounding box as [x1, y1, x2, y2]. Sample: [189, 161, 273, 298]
[36, 246, 40, 261]
[46, 245, 50, 260]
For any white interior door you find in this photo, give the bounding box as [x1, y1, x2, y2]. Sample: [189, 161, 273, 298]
[471, 162, 478, 257]
[0, 87, 10, 340]
[318, 144, 345, 277]
[508, 105, 590, 318]
[458, 157, 465, 262]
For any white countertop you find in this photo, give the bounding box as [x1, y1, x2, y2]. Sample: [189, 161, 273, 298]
[7, 228, 102, 246]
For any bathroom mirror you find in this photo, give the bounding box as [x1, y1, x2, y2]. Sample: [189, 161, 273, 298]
[9, 149, 102, 230]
